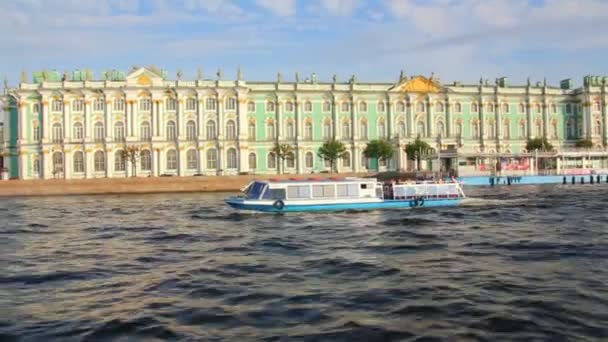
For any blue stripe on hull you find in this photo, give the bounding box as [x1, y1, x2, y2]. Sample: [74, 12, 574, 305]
[226, 199, 462, 213]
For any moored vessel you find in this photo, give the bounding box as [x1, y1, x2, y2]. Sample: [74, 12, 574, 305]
[225, 177, 465, 213]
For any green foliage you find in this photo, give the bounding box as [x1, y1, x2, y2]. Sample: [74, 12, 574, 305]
[525, 138, 553, 152]
[575, 138, 594, 148]
[363, 140, 394, 171]
[404, 137, 433, 170]
[272, 143, 294, 174]
[317, 139, 347, 173]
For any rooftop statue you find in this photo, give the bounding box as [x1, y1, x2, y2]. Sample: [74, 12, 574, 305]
[177, 69, 183, 80]
[217, 68, 223, 80]
[21, 70, 27, 83]
[3, 77, 7, 89]
[277, 72, 282, 83]
[64, 70, 70, 81]
[295, 72, 300, 83]
[197, 67, 203, 80]
[527, 77, 531, 86]
[350, 74, 357, 84]
[332, 74, 337, 83]
[237, 67, 243, 81]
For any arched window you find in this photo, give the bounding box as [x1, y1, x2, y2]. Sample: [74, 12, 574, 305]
[519, 122, 526, 138]
[266, 122, 275, 140]
[33, 124, 41, 141]
[378, 102, 386, 112]
[73, 151, 84, 173]
[341, 102, 349, 112]
[417, 121, 425, 136]
[551, 104, 557, 113]
[166, 149, 177, 170]
[206, 149, 217, 169]
[552, 122, 558, 138]
[502, 103, 509, 113]
[248, 153, 257, 170]
[139, 98, 151, 111]
[248, 122, 256, 141]
[304, 101, 312, 112]
[487, 103, 494, 113]
[226, 120, 236, 140]
[593, 102, 601, 111]
[187, 149, 198, 170]
[566, 103, 572, 114]
[286, 152, 295, 169]
[416, 102, 425, 112]
[455, 103, 462, 113]
[141, 121, 151, 140]
[455, 122, 463, 136]
[305, 152, 314, 168]
[166, 121, 176, 140]
[206, 120, 216, 140]
[342, 152, 351, 168]
[398, 121, 406, 137]
[472, 103, 478, 113]
[52, 152, 63, 174]
[94, 122, 104, 142]
[225, 97, 237, 111]
[436, 121, 445, 137]
[487, 121, 496, 138]
[361, 155, 368, 169]
[342, 121, 350, 139]
[286, 121, 295, 139]
[519, 103, 525, 113]
[360, 121, 368, 139]
[535, 104, 541, 113]
[304, 122, 313, 140]
[396, 101, 405, 112]
[166, 98, 177, 111]
[94, 151, 105, 172]
[184, 121, 195, 141]
[378, 122, 386, 139]
[567, 120, 575, 138]
[436, 102, 444, 112]
[52, 123, 63, 143]
[226, 148, 237, 169]
[359, 101, 367, 112]
[595, 121, 602, 136]
[33, 157, 40, 174]
[472, 122, 479, 138]
[323, 101, 332, 112]
[186, 98, 197, 111]
[140, 150, 151, 171]
[114, 122, 125, 141]
[247, 101, 255, 112]
[33, 103, 40, 113]
[73, 122, 84, 139]
[535, 121, 542, 137]
[323, 121, 332, 139]
[267, 152, 277, 169]
[115, 150, 126, 171]
[266, 101, 275, 112]
[503, 122, 510, 139]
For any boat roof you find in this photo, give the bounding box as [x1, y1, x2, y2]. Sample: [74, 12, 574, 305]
[256, 177, 376, 184]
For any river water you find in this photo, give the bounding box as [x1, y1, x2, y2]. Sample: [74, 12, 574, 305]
[1, 184, 607, 341]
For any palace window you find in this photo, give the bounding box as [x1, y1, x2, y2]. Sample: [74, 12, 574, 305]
[503, 122, 510, 139]
[206, 149, 217, 169]
[248, 122, 256, 141]
[166, 98, 177, 111]
[378, 122, 386, 139]
[595, 121, 602, 136]
[519, 122, 526, 138]
[72, 99, 84, 112]
[535, 104, 541, 113]
[286, 152, 295, 169]
[33, 157, 40, 174]
[535, 121, 542, 137]
[94, 151, 105, 172]
[396, 101, 405, 112]
[342, 121, 350, 139]
[266, 122, 275, 140]
[114, 98, 125, 112]
[487, 103, 494, 113]
[33, 103, 40, 114]
[52, 123, 63, 143]
[226, 120, 236, 140]
[471, 103, 478, 113]
[359, 101, 367, 112]
[360, 121, 368, 139]
[114, 150, 126, 172]
[186, 120, 196, 140]
[378, 101, 386, 112]
[248, 101, 255, 112]
[94, 122, 104, 142]
[417, 121, 426, 137]
[304, 101, 313, 112]
[502, 103, 509, 113]
[472, 122, 479, 138]
[341, 102, 350, 112]
[593, 102, 601, 111]
[286, 121, 295, 139]
[206, 120, 217, 140]
[227, 148, 237, 169]
[398, 121, 406, 137]
[436, 122, 445, 137]
[52, 152, 63, 174]
[226, 97, 237, 111]
[305, 152, 314, 168]
[114, 122, 125, 141]
[304, 122, 313, 140]
[51, 99, 64, 113]
[187, 149, 198, 170]
[566, 103, 572, 114]
[139, 98, 151, 112]
[487, 121, 496, 138]
[140, 150, 151, 171]
[186, 98, 197, 111]
[416, 102, 425, 113]
[267, 152, 277, 169]
[552, 123, 559, 139]
[166, 149, 177, 170]
[323, 101, 332, 112]
[519, 103, 525, 113]
[141, 122, 151, 140]
[266, 101, 275, 112]
[33, 124, 41, 141]
[455, 103, 462, 113]
[323, 121, 332, 139]
[166, 121, 177, 140]
[567, 121, 575, 138]
[455, 122, 462, 136]
[93, 99, 104, 112]
[285, 101, 293, 112]
[436, 102, 444, 112]
[73, 151, 84, 173]
[361, 155, 368, 169]
[342, 152, 351, 168]
[551, 104, 557, 114]
[248, 153, 257, 170]
[73, 122, 84, 139]
[206, 98, 217, 111]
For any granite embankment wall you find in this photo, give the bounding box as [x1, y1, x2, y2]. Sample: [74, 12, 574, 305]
[0, 173, 372, 197]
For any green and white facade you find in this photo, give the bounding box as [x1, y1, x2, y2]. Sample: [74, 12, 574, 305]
[2, 67, 608, 179]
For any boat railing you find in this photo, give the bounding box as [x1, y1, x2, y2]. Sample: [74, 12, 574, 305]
[392, 182, 465, 200]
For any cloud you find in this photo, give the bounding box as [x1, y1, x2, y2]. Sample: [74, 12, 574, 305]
[317, 0, 362, 16]
[255, 0, 296, 16]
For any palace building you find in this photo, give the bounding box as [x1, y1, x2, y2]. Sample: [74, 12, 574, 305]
[1, 67, 608, 180]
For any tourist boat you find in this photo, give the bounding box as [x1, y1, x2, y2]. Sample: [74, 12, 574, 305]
[224, 177, 466, 213]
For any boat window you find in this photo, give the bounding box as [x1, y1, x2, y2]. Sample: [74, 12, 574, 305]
[246, 182, 266, 199]
[262, 188, 286, 200]
[312, 184, 335, 198]
[287, 185, 311, 199]
[360, 183, 368, 189]
[337, 184, 358, 197]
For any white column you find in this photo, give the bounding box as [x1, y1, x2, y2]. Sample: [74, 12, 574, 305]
[276, 99, 282, 140]
[42, 151, 52, 179]
[526, 101, 532, 139]
[159, 101, 165, 139]
[18, 103, 26, 142]
[84, 101, 91, 139]
[198, 148, 205, 175]
[85, 150, 93, 178]
[177, 98, 183, 139]
[387, 99, 394, 139]
[426, 100, 433, 137]
[239, 146, 248, 173]
[217, 96, 224, 138]
[351, 96, 358, 140]
[126, 100, 132, 137]
[446, 99, 452, 137]
[407, 99, 414, 137]
[603, 97, 608, 144]
[18, 153, 27, 179]
[41, 100, 49, 141]
[152, 149, 159, 177]
[150, 100, 156, 138]
[353, 145, 361, 173]
[332, 98, 338, 139]
[543, 101, 549, 138]
[178, 148, 186, 176]
[64, 98, 71, 140]
[104, 97, 111, 141]
[64, 151, 71, 179]
[106, 150, 114, 178]
[296, 146, 303, 174]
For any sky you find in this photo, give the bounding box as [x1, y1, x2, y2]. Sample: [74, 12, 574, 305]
[1, 0, 608, 87]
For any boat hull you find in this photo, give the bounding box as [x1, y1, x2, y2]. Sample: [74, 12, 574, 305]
[225, 198, 462, 213]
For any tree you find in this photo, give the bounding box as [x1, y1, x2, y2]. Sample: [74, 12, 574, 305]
[272, 143, 294, 175]
[363, 139, 394, 171]
[526, 137, 553, 152]
[317, 139, 348, 173]
[404, 137, 432, 171]
[122, 144, 141, 177]
[575, 138, 593, 148]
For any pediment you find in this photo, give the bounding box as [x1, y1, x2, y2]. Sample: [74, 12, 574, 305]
[391, 75, 442, 93]
[126, 67, 164, 87]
